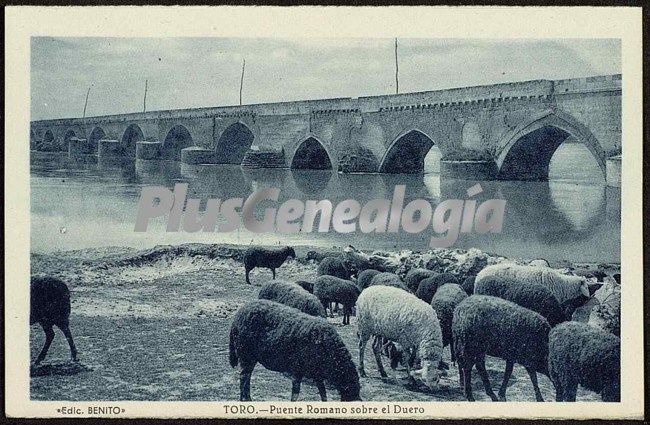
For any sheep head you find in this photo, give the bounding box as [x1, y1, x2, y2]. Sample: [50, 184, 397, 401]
[410, 360, 440, 390]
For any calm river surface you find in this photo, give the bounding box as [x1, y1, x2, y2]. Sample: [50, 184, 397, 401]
[31, 144, 620, 263]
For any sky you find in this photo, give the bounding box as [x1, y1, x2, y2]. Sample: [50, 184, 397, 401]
[31, 38, 620, 121]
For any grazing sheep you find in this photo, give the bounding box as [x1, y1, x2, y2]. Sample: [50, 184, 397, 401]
[461, 275, 476, 295]
[404, 268, 436, 293]
[430, 284, 468, 363]
[571, 268, 607, 282]
[229, 300, 361, 401]
[369, 272, 410, 292]
[415, 273, 459, 304]
[529, 258, 550, 267]
[356, 285, 443, 390]
[453, 295, 551, 402]
[356, 269, 381, 292]
[474, 276, 568, 327]
[294, 280, 314, 293]
[549, 321, 620, 402]
[476, 263, 590, 306]
[258, 280, 326, 318]
[30, 276, 78, 364]
[243, 246, 296, 285]
[313, 276, 360, 325]
[317, 256, 351, 280]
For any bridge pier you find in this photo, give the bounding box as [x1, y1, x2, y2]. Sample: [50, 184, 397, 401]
[606, 155, 621, 187]
[180, 147, 217, 165]
[68, 137, 89, 157]
[136, 141, 162, 160]
[440, 160, 498, 180]
[98, 139, 122, 158]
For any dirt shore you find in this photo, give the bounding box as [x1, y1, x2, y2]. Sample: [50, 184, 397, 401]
[30, 244, 617, 402]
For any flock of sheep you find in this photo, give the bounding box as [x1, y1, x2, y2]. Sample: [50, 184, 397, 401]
[231, 246, 621, 402]
[30, 245, 620, 404]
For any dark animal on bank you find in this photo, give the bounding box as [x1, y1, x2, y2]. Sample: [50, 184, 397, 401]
[548, 321, 620, 402]
[243, 246, 296, 285]
[474, 276, 569, 327]
[229, 300, 361, 401]
[356, 269, 381, 292]
[461, 275, 476, 295]
[453, 295, 551, 402]
[294, 280, 314, 293]
[369, 272, 410, 292]
[258, 280, 326, 317]
[30, 276, 78, 364]
[313, 276, 360, 325]
[415, 273, 459, 304]
[404, 268, 436, 293]
[317, 256, 352, 280]
[430, 283, 468, 364]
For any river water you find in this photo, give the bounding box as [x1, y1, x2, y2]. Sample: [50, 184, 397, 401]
[30, 144, 620, 263]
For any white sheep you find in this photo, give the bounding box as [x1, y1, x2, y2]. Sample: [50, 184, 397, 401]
[476, 263, 589, 306]
[356, 285, 443, 390]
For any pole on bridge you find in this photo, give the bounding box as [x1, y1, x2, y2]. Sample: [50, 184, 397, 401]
[394, 38, 399, 94]
[239, 59, 246, 106]
[82, 86, 91, 119]
[143, 79, 148, 113]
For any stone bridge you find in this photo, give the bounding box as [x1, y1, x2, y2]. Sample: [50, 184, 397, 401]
[30, 74, 621, 181]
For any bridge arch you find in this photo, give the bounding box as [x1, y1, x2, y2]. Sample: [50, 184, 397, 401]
[121, 124, 145, 157]
[215, 122, 254, 164]
[379, 129, 435, 174]
[496, 110, 606, 181]
[162, 124, 193, 160]
[290, 136, 333, 170]
[88, 127, 106, 154]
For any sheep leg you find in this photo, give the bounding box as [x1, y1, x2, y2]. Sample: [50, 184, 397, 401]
[460, 360, 475, 402]
[58, 322, 78, 362]
[342, 306, 350, 325]
[554, 380, 565, 402]
[290, 376, 302, 401]
[239, 362, 255, 401]
[316, 380, 327, 401]
[371, 338, 388, 378]
[498, 360, 514, 401]
[475, 357, 499, 401]
[358, 335, 368, 377]
[271, 268, 276, 279]
[563, 381, 578, 402]
[35, 323, 55, 365]
[524, 367, 544, 402]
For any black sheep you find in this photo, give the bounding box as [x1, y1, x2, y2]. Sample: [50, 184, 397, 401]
[258, 280, 326, 317]
[243, 246, 296, 285]
[453, 295, 551, 402]
[404, 268, 436, 293]
[430, 283, 468, 363]
[549, 321, 620, 402]
[317, 256, 351, 280]
[461, 275, 476, 295]
[474, 276, 568, 327]
[313, 276, 360, 325]
[369, 272, 410, 292]
[415, 273, 459, 304]
[294, 280, 314, 293]
[30, 276, 78, 364]
[356, 269, 381, 292]
[229, 300, 361, 401]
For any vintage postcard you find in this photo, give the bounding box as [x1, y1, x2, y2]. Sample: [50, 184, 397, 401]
[4, 6, 644, 419]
